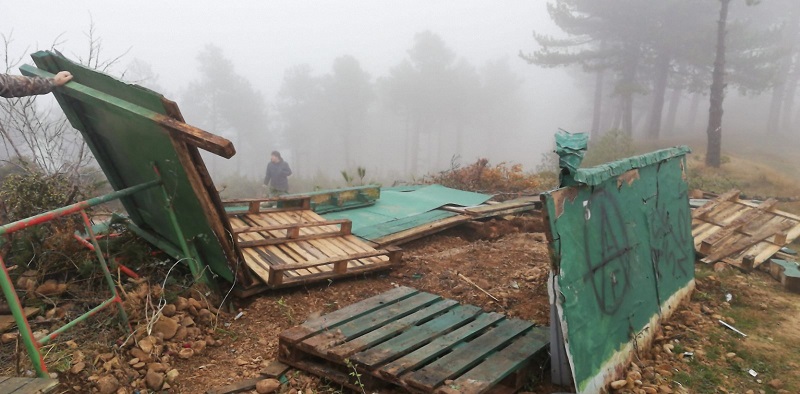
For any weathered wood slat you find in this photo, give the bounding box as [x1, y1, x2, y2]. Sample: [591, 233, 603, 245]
[299, 293, 443, 353]
[327, 299, 459, 360]
[377, 312, 506, 378]
[280, 286, 418, 344]
[692, 189, 740, 219]
[700, 198, 778, 247]
[0, 377, 58, 394]
[448, 328, 550, 394]
[352, 304, 486, 368]
[404, 319, 534, 391]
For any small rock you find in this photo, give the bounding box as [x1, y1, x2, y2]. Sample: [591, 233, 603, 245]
[128, 358, 139, 365]
[236, 358, 249, 366]
[70, 362, 86, 374]
[129, 348, 151, 362]
[643, 387, 657, 394]
[148, 363, 168, 373]
[256, 378, 281, 394]
[178, 348, 194, 359]
[180, 316, 196, 327]
[138, 336, 156, 354]
[145, 370, 164, 391]
[192, 340, 207, 353]
[35, 280, 67, 296]
[767, 379, 783, 389]
[166, 369, 179, 383]
[713, 262, 729, 272]
[610, 379, 627, 390]
[133, 362, 146, 369]
[725, 352, 736, 359]
[65, 340, 78, 349]
[96, 375, 120, 394]
[174, 326, 188, 341]
[162, 304, 177, 317]
[658, 385, 673, 394]
[174, 297, 189, 311]
[439, 388, 460, 394]
[1, 332, 18, 344]
[152, 317, 179, 340]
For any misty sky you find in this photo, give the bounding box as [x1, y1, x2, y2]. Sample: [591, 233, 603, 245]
[1, 1, 560, 95]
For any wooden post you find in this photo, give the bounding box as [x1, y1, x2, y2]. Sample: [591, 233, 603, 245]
[334, 260, 348, 274]
[340, 221, 353, 235]
[248, 201, 260, 214]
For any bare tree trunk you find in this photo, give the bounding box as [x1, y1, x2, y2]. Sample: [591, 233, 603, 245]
[706, 0, 730, 168]
[591, 69, 605, 139]
[647, 52, 671, 139]
[685, 92, 702, 131]
[664, 88, 682, 136]
[611, 96, 623, 131]
[782, 58, 800, 133]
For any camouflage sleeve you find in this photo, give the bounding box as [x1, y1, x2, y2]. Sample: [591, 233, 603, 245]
[0, 73, 55, 98]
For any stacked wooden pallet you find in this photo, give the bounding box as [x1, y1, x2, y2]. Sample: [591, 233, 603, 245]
[279, 286, 549, 394]
[692, 190, 800, 270]
[225, 197, 400, 290]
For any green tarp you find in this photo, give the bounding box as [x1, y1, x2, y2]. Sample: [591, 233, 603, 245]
[323, 185, 491, 241]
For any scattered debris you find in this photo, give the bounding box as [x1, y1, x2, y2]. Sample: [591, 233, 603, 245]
[692, 189, 800, 270]
[718, 319, 748, 337]
[457, 272, 502, 304]
[760, 258, 800, 294]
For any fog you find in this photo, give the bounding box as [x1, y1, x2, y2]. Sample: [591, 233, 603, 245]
[2, 1, 798, 191]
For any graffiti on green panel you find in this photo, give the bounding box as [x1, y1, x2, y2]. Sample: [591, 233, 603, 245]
[543, 145, 694, 392]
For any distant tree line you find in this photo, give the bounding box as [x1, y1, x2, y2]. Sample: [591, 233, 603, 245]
[522, 0, 800, 167]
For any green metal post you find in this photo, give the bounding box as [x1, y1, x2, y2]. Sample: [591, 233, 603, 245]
[80, 210, 130, 332]
[0, 255, 48, 377]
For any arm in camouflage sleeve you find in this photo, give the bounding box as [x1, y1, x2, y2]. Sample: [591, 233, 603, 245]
[0, 73, 55, 98]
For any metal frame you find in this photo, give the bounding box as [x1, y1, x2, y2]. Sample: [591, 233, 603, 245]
[0, 172, 203, 377]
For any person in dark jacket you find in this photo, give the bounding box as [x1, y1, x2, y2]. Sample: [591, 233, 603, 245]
[0, 71, 73, 98]
[264, 151, 292, 196]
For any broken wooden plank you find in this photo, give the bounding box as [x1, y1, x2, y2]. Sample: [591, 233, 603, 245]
[0, 307, 39, 333]
[701, 221, 793, 265]
[205, 378, 260, 394]
[692, 189, 740, 219]
[699, 198, 778, 247]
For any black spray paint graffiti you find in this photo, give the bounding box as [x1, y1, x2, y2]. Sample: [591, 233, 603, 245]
[582, 188, 633, 315]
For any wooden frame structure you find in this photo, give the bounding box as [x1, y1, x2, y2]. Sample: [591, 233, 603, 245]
[692, 190, 800, 270]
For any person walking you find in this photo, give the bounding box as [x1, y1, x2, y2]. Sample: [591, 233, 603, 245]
[1, 71, 73, 98]
[264, 151, 292, 197]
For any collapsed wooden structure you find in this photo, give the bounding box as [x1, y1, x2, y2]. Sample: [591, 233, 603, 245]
[279, 286, 549, 394]
[691, 189, 800, 270]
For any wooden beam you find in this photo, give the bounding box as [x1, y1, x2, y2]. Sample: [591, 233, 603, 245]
[270, 249, 391, 272]
[701, 221, 793, 264]
[692, 189, 740, 219]
[232, 219, 350, 235]
[20, 65, 235, 158]
[238, 228, 350, 247]
[700, 198, 778, 247]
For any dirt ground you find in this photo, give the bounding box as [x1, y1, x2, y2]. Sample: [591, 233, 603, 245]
[3, 214, 799, 394]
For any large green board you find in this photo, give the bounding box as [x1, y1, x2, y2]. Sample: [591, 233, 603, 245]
[20, 51, 239, 284]
[323, 185, 491, 241]
[542, 145, 695, 393]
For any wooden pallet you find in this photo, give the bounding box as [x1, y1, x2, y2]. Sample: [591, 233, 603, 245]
[231, 207, 400, 289]
[279, 286, 549, 394]
[0, 377, 58, 394]
[692, 190, 800, 270]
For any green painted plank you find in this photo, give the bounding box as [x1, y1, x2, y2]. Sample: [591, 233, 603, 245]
[300, 292, 443, 351]
[327, 299, 459, 360]
[352, 305, 485, 368]
[450, 327, 550, 394]
[21, 51, 235, 282]
[355, 211, 458, 241]
[375, 312, 505, 377]
[404, 319, 533, 391]
[280, 286, 418, 343]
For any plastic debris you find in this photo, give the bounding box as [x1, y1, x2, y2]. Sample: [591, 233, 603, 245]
[780, 246, 797, 255]
[748, 369, 758, 377]
[234, 311, 244, 320]
[725, 293, 733, 302]
[719, 319, 747, 337]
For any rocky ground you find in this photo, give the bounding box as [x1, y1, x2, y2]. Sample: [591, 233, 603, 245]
[2, 214, 798, 394]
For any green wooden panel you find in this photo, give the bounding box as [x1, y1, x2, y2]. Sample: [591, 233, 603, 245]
[542, 146, 694, 392]
[20, 51, 234, 282]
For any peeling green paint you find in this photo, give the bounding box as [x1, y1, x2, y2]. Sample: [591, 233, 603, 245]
[543, 138, 694, 393]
